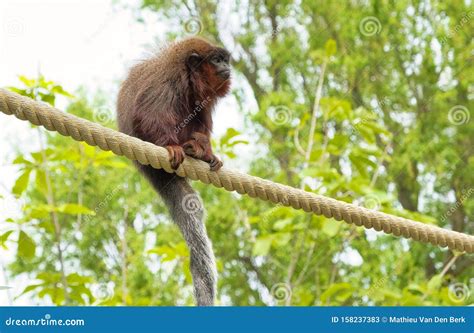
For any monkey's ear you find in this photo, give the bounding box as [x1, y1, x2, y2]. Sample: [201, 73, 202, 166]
[187, 52, 202, 70]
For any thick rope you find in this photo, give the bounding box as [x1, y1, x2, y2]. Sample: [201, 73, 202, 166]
[1, 88, 473, 253]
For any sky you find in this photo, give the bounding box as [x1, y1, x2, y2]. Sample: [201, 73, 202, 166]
[0, 0, 247, 305]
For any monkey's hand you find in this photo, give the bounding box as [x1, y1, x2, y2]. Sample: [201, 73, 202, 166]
[208, 154, 223, 171]
[166, 145, 186, 169]
[183, 132, 223, 171]
[183, 139, 206, 159]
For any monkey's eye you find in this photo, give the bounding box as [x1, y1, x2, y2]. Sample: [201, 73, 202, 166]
[211, 55, 228, 66]
[211, 55, 225, 64]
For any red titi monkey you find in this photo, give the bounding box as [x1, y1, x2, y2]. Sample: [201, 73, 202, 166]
[117, 37, 231, 305]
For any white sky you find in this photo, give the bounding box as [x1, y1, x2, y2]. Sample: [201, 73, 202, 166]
[0, 0, 246, 305]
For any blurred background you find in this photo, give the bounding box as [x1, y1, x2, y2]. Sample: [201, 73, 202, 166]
[0, 0, 472, 306]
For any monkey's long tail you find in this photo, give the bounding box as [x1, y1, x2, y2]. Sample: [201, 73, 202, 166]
[138, 165, 217, 306]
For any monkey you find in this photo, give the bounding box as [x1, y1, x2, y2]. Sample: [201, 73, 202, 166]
[116, 37, 231, 306]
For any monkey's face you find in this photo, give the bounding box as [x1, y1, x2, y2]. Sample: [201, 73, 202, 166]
[187, 47, 231, 96]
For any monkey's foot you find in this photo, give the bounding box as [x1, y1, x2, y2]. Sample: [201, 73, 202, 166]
[166, 145, 185, 169]
[209, 155, 223, 171]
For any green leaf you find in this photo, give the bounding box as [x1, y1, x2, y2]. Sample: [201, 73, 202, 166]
[375, 288, 403, 300]
[51, 85, 74, 98]
[320, 283, 352, 304]
[0, 231, 14, 248]
[35, 169, 48, 197]
[67, 273, 92, 284]
[427, 274, 443, 292]
[325, 39, 337, 57]
[148, 242, 188, 262]
[273, 232, 291, 246]
[252, 236, 273, 256]
[322, 220, 340, 237]
[220, 128, 241, 146]
[12, 156, 33, 165]
[57, 204, 95, 215]
[17, 231, 36, 258]
[20, 284, 44, 296]
[273, 219, 293, 230]
[12, 169, 32, 196]
[18, 75, 35, 87]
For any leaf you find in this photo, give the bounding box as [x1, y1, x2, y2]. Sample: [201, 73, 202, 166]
[20, 284, 44, 296]
[320, 283, 352, 304]
[252, 236, 273, 256]
[12, 156, 32, 165]
[375, 288, 403, 300]
[28, 204, 52, 219]
[273, 219, 293, 230]
[322, 220, 340, 237]
[17, 231, 36, 258]
[67, 273, 92, 284]
[37, 272, 61, 283]
[35, 169, 48, 197]
[273, 232, 291, 246]
[57, 204, 95, 215]
[148, 243, 188, 262]
[220, 128, 241, 146]
[325, 39, 337, 57]
[12, 169, 32, 196]
[0, 231, 14, 248]
[51, 85, 74, 98]
[427, 274, 443, 292]
[18, 75, 35, 87]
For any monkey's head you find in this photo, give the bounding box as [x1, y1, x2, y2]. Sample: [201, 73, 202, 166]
[171, 37, 232, 97]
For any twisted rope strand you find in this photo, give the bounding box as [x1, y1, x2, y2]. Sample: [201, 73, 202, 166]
[1, 88, 473, 253]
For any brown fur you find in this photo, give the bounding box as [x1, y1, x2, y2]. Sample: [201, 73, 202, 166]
[116, 37, 231, 306]
[117, 37, 230, 152]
